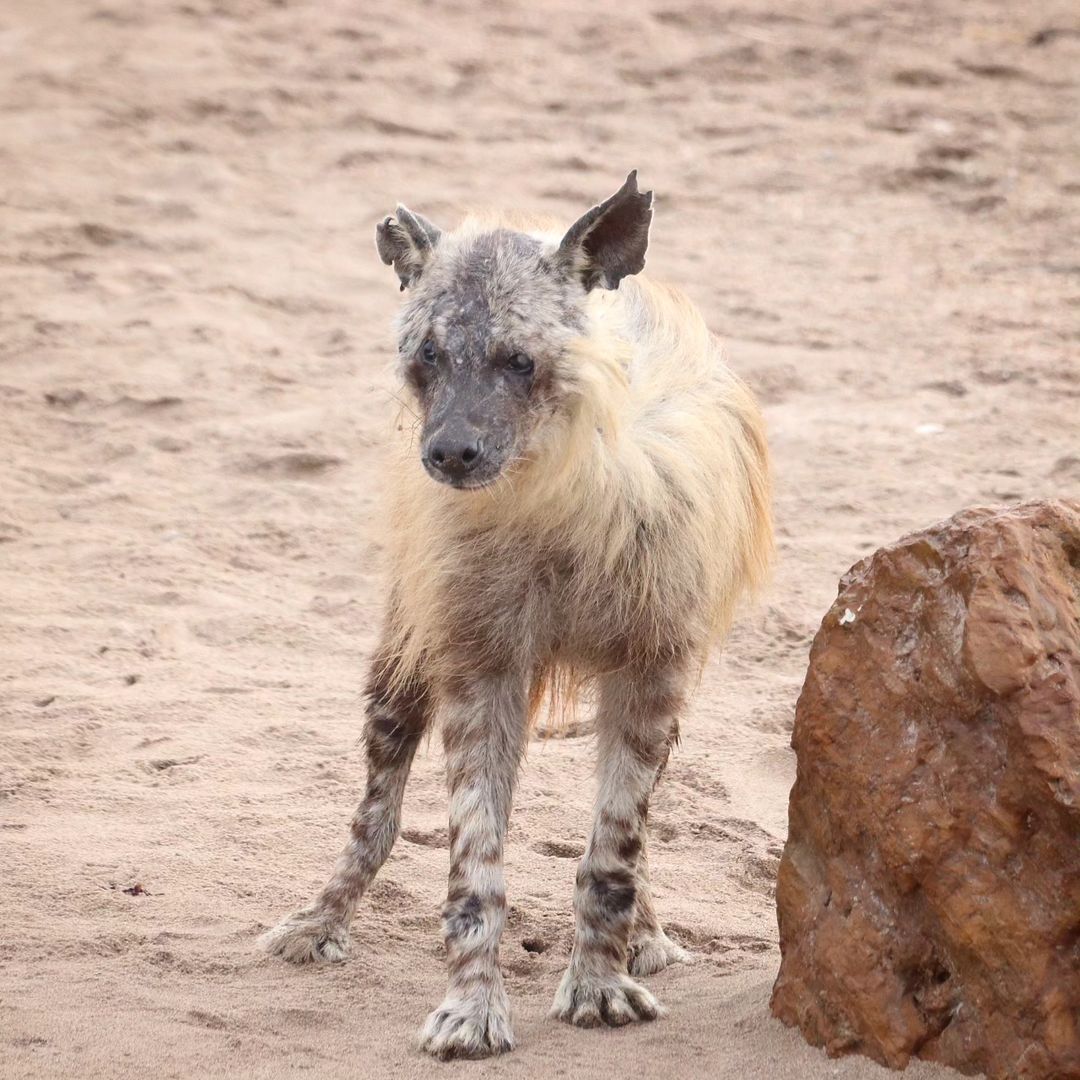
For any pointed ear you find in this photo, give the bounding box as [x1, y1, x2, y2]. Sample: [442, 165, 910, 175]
[555, 170, 653, 292]
[375, 205, 442, 290]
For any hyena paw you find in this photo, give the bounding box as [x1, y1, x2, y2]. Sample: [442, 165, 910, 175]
[419, 988, 515, 1060]
[628, 929, 692, 977]
[258, 907, 349, 965]
[550, 969, 664, 1028]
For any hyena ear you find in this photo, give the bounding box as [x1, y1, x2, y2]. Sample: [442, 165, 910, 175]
[375, 205, 442, 290]
[555, 170, 653, 292]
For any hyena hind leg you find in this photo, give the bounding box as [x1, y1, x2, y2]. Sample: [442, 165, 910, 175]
[627, 830, 692, 977]
[260, 645, 430, 964]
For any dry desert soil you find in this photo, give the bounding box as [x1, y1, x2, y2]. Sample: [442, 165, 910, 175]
[2, 0, 1078, 1077]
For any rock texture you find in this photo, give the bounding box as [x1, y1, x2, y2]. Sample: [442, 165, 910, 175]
[771, 501, 1080, 1080]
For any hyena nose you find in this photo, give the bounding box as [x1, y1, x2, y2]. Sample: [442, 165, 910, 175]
[426, 430, 484, 480]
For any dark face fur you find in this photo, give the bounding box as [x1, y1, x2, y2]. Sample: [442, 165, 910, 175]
[399, 230, 583, 490]
[375, 172, 654, 491]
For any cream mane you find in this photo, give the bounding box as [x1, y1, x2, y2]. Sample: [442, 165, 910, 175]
[383, 265, 772, 700]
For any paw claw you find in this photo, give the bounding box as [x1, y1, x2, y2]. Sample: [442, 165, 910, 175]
[419, 990, 514, 1059]
[551, 970, 664, 1028]
[628, 930, 692, 977]
[259, 908, 349, 965]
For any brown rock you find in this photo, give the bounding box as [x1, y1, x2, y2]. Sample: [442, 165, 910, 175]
[771, 501, 1080, 1079]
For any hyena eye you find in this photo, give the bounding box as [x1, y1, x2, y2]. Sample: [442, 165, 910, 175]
[421, 339, 438, 365]
[506, 352, 534, 375]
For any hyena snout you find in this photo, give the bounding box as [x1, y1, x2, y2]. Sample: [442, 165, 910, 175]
[422, 421, 489, 486]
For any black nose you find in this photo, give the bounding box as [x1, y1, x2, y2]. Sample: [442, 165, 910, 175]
[426, 432, 484, 480]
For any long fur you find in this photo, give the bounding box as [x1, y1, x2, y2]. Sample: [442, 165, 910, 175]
[385, 253, 772, 710]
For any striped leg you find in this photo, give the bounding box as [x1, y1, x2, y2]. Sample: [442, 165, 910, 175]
[627, 829, 691, 976]
[419, 674, 528, 1059]
[260, 645, 430, 964]
[552, 663, 686, 1027]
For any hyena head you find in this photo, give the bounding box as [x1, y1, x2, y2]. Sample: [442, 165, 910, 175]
[376, 171, 653, 490]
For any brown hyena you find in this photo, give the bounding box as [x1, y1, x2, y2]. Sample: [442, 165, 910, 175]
[261, 172, 772, 1058]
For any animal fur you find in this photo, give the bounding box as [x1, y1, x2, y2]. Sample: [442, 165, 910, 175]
[261, 172, 772, 1059]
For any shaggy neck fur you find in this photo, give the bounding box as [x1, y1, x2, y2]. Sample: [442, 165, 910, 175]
[384, 266, 772, 701]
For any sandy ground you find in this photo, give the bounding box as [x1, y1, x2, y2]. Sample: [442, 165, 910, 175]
[1, 0, 1078, 1077]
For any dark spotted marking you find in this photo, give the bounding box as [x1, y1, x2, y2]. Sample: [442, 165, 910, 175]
[363, 710, 425, 769]
[616, 833, 643, 863]
[445, 893, 487, 939]
[584, 869, 637, 920]
[363, 644, 431, 767]
[450, 833, 502, 870]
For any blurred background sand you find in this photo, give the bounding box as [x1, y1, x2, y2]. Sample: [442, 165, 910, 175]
[1, 0, 1077, 1076]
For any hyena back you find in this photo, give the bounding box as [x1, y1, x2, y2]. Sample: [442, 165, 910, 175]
[261, 171, 772, 1058]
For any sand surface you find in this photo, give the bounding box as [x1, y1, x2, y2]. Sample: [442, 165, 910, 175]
[2, 1, 1078, 1077]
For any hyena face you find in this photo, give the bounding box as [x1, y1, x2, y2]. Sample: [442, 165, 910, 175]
[394, 229, 584, 490]
[376, 172, 654, 490]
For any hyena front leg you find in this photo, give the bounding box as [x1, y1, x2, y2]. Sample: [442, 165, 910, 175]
[419, 674, 528, 1060]
[552, 662, 687, 1028]
[260, 642, 430, 964]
